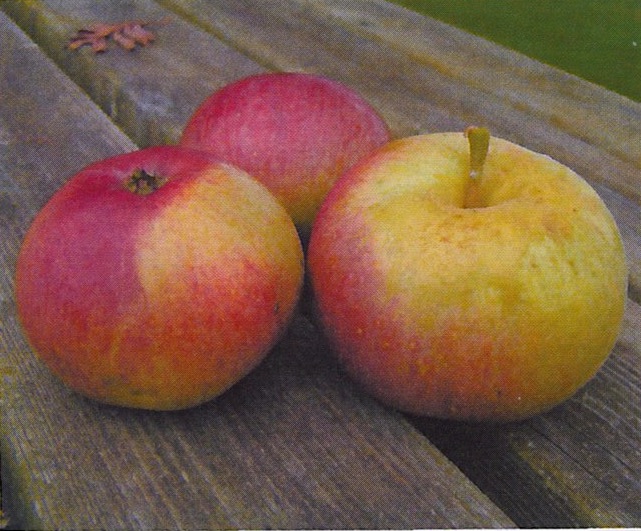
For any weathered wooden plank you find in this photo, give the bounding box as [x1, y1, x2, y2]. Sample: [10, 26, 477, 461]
[158, 0, 641, 202]
[415, 300, 641, 528]
[5, 0, 640, 305]
[597, 186, 641, 304]
[309, 0, 641, 196]
[154, 0, 641, 306]
[3, 0, 641, 527]
[0, 11, 514, 529]
[1, 0, 264, 147]
[140, 0, 641, 527]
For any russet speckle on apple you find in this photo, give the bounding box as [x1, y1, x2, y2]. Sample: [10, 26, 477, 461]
[308, 127, 628, 422]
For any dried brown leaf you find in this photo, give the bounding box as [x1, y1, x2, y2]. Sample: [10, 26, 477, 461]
[68, 18, 169, 53]
[111, 31, 136, 51]
[122, 24, 156, 45]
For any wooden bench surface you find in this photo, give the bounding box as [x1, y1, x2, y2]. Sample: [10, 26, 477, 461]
[1, 0, 640, 528]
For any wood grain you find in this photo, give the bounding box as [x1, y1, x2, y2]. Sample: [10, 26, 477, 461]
[0, 9, 513, 529]
[415, 300, 641, 527]
[5, 0, 640, 307]
[145, 0, 641, 526]
[1, 0, 640, 527]
[159, 0, 641, 202]
[311, 0, 641, 196]
[1, 0, 264, 147]
[149, 0, 641, 306]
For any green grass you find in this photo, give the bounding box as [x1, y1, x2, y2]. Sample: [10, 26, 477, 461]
[391, 0, 641, 102]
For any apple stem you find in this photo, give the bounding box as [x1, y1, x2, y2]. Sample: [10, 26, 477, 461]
[125, 169, 167, 195]
[465, 126, 490, 180]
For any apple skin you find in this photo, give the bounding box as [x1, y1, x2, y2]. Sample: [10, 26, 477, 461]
[308, 133, 628, 422]
[179, 72, 391, 236]
[15, 146, 304, 410]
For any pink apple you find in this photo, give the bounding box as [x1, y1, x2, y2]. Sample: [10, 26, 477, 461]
[308, 128, 628, 422]
[179, 72, 391, 236]
[15, 146, 304, 410]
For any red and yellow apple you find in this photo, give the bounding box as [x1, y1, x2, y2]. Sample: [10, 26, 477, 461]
[15, 146, 303, 410]
[180, 72, 391, 236]
[308, 128, 628, 422]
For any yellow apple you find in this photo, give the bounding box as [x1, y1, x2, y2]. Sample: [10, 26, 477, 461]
[308, 128, 628, 422]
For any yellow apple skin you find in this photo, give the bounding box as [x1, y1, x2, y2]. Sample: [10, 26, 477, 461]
[308, 133, 628, 422]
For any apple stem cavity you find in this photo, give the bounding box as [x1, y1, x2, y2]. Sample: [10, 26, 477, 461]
[465, 126, 490, 180]
[125, 169, 167, 196]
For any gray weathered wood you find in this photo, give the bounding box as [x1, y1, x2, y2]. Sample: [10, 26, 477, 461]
[2, 0, 264, 147]
[152, 0, 641, 526]
[5, 0, 640, 309]
[416, 300, 641, 527]
[310, 0, 641, 199]
[150, 0, 641, 307]
[0, 10, 514, 529]
[159, 0, 641, 202]
[2, 0, 641, 527]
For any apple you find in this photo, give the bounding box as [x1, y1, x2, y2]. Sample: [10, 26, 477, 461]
[307, 127, 628, 422]
[179, 72, 391, 237]
[15, 146, 304, 410]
